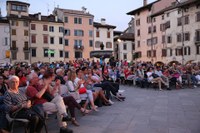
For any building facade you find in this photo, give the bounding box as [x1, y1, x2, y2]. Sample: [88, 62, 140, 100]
[6, 1, 31, 64]
[54, 8, 94, 61]
[114, 18, 135, 62]
[152, 0, 200, 64]
[0, 19, 10, 64]
[91, 18, 116, 59]
[29, 13, 64, 63]
[127, 0, 176, 64]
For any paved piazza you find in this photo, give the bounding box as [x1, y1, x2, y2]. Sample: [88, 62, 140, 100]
[16, 85, 200, 133]
[43, 86, 200, 133]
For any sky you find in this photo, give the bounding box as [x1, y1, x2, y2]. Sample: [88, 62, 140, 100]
[0, 0, 155, 31]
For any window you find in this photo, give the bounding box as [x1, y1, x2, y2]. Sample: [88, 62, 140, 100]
[12, 41, 16, 49]
[162, 15, 164, 20]
[167, 36, 172, 43]
[162, 35, 165, 43]
[137, 41, 140, 48]
[197, 45, 200, 54]
[148, 27, 152, 34]
[74, 30, 84, 36]
[106, 42, 112, 48]
[89, 19, 93, 25]
[74, 40, 82, 47]
[65, 52, 69, 58]
[123, 54, 127, 60]
[59, 51, 63, 57]
[123, 43, 127, 50]
[75, 51, 82, 58]
[184, 32, 190, 41]
[107, 31, 110, 38]
[184, 47, 190, 55]
[64, 17, 68, 23]
[160, 24, 165, 31]
[11, 21, 18, 26]
[65, 39, 69, 46]
[165, 21, 170, 29]
[23, 21, 28, 27]
[147, 39, 151, 46]
[177, 17, 182, 26]
[153, 26, 156, 33]
[178, 16, 189, 26]
[31, 24, 35, 30]
[136, 19, 140, 26]
[147, 16, 151, 23]
[50, 37, 54, 44]
[95, 41, 101, 48]
[31, 35, 36, 43]
[43, 25, 48, 31]
[24, 30, 28, 36]
[4, 37, 8, 45]
[59, 37, 63, 44]
[44, 49, 48, 57]
[89, 30, 93, 37]
[162, 49, 167, 57]
[195, 30, 200, 42]
[11, 4, 27, 12]
[43, 35, 48, 44]
[32, 48, 36, 57]
[175, 48, 183, 56]
[96, 30, 100, 37]
[137, 29, 140, 36]
[49, 26, 54, 32]
[177, 33, 182, 42]
[89, 40, 93, 47]
[185, 16, 189, 24]
[74, 18, 82, 24]
[50, 50, 54, 57]
[167, 13, 170, 17]
[59, 27, 63, 33]
[12, 29, 16, 35]
[132, 43, 135, 51]
[196, 12, 200, 22]
[64, 29, 70, 36]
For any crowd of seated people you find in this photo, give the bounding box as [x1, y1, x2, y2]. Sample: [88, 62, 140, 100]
[0, 58, 200, 132]
[0, 59, 127, 133]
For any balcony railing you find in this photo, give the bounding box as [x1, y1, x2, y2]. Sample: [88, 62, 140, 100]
[10, 47, 18, 51]
[74, 45, 84, 50]
[23, 47, 30, 52]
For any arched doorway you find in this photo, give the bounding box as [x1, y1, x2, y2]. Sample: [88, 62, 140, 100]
[154, 61, 164, 67]
[168, 61, 180, 66]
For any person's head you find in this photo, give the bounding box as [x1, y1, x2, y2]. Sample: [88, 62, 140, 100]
[15, 69, 23, 77]
[67, 70, 76, 81]
[9, 67, 15, 75]
[56, 68, 63, 76]
[76, 68, 82, 77]
[81, 67, 88, 74]
[43, 70, 55, 81]
[9, 75, 19, 90]
[28, 72, 39, 85]
[2, 69, 9, 77]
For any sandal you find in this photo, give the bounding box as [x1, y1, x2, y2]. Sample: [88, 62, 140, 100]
[81, 109, 91, 115]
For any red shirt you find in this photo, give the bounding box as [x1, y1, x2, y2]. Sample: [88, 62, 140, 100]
[26, 84, 48, 105]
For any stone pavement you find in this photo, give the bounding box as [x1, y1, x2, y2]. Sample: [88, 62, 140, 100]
[16, 85, 200, 133]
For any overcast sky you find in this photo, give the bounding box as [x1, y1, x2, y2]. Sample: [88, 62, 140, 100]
[0, 0, 155, 31]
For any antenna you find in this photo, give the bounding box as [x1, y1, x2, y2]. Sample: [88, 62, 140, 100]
[47, 3, 50, 15]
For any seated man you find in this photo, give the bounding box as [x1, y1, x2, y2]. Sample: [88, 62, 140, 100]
[26, 71, 73, 133]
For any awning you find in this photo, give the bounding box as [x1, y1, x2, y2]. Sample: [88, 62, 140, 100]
[90, 50, 113, 58]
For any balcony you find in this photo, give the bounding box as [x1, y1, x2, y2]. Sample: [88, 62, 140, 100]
[74, 45, 84, 50]
[10, 47, 18, 51]
[23, 47, 30, 52]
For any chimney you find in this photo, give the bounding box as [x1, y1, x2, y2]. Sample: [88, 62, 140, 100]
[55, 15, 58, 22]
[38, 12, 41, 20]
[101, 18, 106, 25]
[143, 0, 147, 6]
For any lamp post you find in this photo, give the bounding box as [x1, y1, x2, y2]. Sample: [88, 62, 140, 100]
[176, 0, 184, 65]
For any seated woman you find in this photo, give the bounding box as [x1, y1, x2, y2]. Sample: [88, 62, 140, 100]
[4, 76, 43, 133]
[73, 69, 98, 111]
[82, 67, 111, 106]
[55, 76, 91, 126]
[146, 67, 169, 91]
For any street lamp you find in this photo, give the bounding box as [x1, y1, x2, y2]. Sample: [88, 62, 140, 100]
[176, 0, 184, 65]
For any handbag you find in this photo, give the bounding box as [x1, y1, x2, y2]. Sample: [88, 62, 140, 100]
[42, 91, 54, 102]
[78, 87, 87, 94]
